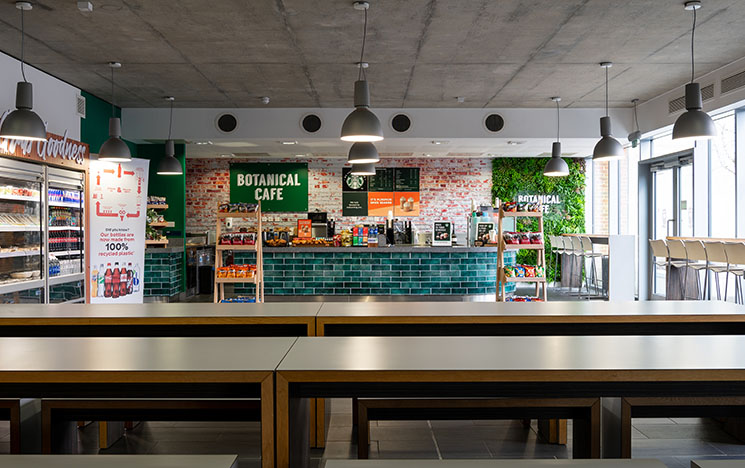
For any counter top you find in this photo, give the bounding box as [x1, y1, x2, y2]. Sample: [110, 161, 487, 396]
[262, 245, 500, 253]
[145, 246, 184, 254]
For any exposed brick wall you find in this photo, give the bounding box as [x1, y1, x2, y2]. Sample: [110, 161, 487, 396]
[186, 157, 493, 237]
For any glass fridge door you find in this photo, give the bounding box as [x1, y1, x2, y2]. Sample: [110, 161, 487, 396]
[0, 159, 44, 304]
[47, 167, 85, 303]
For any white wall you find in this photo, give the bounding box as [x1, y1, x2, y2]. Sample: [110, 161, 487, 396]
[0, 51, 81, 140]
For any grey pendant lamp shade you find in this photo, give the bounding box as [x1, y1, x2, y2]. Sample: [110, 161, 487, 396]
[99, 62, 131, 162]
[543, 97, 569, 177]
[347, 141, 380, 164]
[673, 1, 716, 141]
[592, 62, 624, 161]
[350, 162, 376, 176]
[340, 2, 383, 143]
[0, 3, 46, 142]
[157, 97, 183, 176]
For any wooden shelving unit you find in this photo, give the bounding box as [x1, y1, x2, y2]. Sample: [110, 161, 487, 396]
[496, 206, 548, 302]
[147, 204, 168, 210]
[213, 203, 263, 303]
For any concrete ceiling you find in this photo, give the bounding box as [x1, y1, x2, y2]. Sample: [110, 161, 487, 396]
[2, 0, 745, 109]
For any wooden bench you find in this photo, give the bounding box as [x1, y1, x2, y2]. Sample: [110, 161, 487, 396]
[0, 455, 238, 467]
[356, 398, 601, 459]
[324, 459, 668, 468]
[621, 397, 745, 458]
[41, 399, 260, 454]
[0, 399, 20, 453]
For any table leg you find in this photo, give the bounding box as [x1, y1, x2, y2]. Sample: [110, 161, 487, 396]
[315, 398, 325, 448]
[572, 399, 600, 458]
[601, 397, 623, 458]
[261, 374, 275, 468]
[9, 402, 20, 454]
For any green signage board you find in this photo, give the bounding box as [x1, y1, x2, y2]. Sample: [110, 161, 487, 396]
[395, 168, 420, 191]
[369, 168, 394, 192]
[230, 163, 308, 212]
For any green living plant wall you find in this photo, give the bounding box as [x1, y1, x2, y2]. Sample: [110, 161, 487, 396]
[491, 158, 586, 282]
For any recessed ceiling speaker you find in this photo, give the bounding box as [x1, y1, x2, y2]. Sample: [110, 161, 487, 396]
[216, 113, 238, 133]
[484, 114, 504, 132]
[301, 114, 322, 133]
[391, 113, 411, 133]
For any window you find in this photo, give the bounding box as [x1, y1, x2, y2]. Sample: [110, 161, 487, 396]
[651, 132, 694, 159]
[709, 111, 736, 237]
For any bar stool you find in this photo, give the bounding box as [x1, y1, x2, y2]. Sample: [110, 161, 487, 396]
[568, 236, 587, 296]
[549, 235, 567, 288]
[702, 241, 729, 300]
[682, 240, 708, 300]
[665, 239, 689, 300]
[723, 242, 745, 304]
[580, 236, 604, 298]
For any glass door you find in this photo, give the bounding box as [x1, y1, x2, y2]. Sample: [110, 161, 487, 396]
[0, 159, 44, 304]
[46, 167, 85, 303]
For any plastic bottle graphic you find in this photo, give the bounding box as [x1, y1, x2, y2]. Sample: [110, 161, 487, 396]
[104, 263, 113, 298]
[98, 264, 105, 297]
[91, 265, 99, 298]
[127, 262, 134, 295]
[112, 262, 120, 299]
[119, 264, 128, 297]
[133, 263, 140, 293]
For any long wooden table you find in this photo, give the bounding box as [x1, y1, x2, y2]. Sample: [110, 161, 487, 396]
[0, 336, 296, 468]
[0, 455, 239, 468]
[0, 303, 319, 337]
[314, 300, 745, 448]
[276, 335, 745, 468]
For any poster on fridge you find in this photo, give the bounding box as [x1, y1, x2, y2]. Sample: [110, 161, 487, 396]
[88, 159, 149, 303]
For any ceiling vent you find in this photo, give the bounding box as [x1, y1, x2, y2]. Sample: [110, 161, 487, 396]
[390, 114, 411, 133]
[668, 84, 714, 114]
[721, 69, 745, 95]
[76, 94, 86, 118]
[216, 113, 238, 133]
[484, 114, 505, 132]
[301, 114, 322, 133]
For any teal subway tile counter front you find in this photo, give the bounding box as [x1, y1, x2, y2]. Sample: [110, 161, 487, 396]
[233, 246, 515, 296]
[144, 247, 184, 299]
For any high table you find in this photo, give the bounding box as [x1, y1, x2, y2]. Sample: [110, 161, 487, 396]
[561, 234, 635, 301]
[275, 335, 745, 468]
[0, 303, 319, 337]
[0, 336, 296, 468]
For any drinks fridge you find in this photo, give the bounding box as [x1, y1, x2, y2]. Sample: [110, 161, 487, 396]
[0, 159, 86, 304]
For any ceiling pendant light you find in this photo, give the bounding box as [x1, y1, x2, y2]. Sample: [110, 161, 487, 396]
[347, 141, 380, 164]
[0, 2, 47, 142]
[350, 162, 376, 176]
[157, 96, 183, 176]
[672, 1, 716, 141]
[98, 62, 131, 162]
[543, 97, 569, 177]
[340, 1, 383, 143]
[627, 99, 642, 148]
[592, 62, 624, 161]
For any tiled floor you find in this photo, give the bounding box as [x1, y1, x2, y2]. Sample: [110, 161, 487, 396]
[2, 399, 745, 467]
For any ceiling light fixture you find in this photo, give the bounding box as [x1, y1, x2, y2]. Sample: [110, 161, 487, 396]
[0, 2, 47, 142]
[673, 1, 716, 141]
[350, 162, 376, 176]
[281, 141, 298, 145]
[340, 1, 383, 143]
[98, 62, 131, 161]
[544, 97, 569, 177]
[628, 98, 642, 147]
[347, 142, 380, 164]
[592, 62, 624, 161]
[157, 96, 183, 176]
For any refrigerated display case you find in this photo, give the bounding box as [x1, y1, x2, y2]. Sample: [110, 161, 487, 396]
[0, 159, 44, 303]
[46, 167, 85, 303]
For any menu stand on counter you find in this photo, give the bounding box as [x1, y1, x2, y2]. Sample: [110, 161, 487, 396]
[213, 202, 263, 303]
[496, 206, 548, 302]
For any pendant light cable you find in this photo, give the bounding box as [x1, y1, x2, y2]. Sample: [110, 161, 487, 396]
[690, 5, 696, 83]
[20, 6, 27, 83]
[556, 99, 560, 142]
[633, 100, 640, 132]
[167, 98, 174, 140]
[110, 66, 115, 118]
[605, 65, 609, 117]
[358, 7, 368, 81]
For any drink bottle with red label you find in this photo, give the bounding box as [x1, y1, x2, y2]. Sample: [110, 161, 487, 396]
[104, 263, 113, 298]
[119, 264, 128, 297]
[127, 262, 134, 295]
[112, 262, 120, 299]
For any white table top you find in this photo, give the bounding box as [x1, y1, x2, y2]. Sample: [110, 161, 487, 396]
[317, 300, 745, 318]
[323, 460, 667, 468]
[0, 337, 296, 372]
[277, 335, 745, 372]
[0, 302, 321, 319]
[692, 461, 745, 468]
[0, 455, 238, 468]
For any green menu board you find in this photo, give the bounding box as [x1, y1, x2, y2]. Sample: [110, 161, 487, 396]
[369, 168, 394, 192]
[230, 162, 308, 212]
[395, 168, 420, 191]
